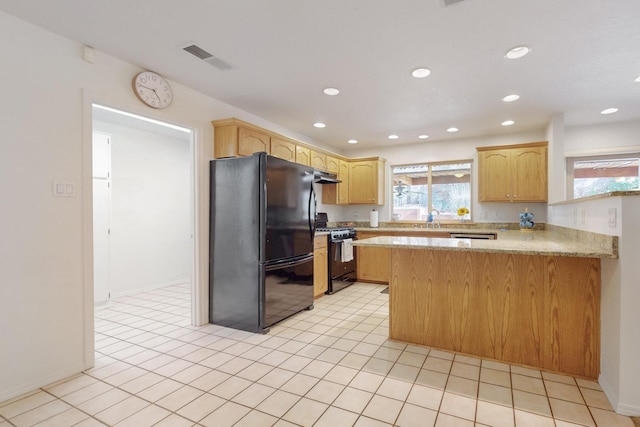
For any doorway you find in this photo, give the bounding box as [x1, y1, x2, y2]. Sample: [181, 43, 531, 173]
[91, 104, 194, 311]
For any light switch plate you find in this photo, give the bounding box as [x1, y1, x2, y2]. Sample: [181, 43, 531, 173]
[52, 180, 76, 197]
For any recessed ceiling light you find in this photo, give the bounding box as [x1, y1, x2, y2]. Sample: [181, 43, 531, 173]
[447, 127, 459, 133]
[347, 139, 358, 144]
[503, 94, 520, 102]
[323, 87, 340, 96]
[313, 122, 326, 128]
[388, 134, 399, 140]
[411, 68, 431, 78]
[600, 108, 618, 115]
[634, 75, 640, 82]
[418, 134, 429, 139]
[505, 46, 531, 59]
[501, 120, 515, 126]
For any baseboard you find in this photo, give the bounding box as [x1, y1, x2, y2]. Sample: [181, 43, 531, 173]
[616, 403, 640, 417]
[599, 374, 640, 416]
[108, 278, 191, 300]
[0, 364, 84, 404]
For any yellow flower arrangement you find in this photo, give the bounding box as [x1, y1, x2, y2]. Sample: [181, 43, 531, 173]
[457, 207, 469, 217]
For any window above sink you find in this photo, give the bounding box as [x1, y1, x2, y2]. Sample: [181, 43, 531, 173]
[392, 160, 472, 222]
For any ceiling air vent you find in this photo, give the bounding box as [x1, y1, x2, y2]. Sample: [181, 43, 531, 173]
[443, 0, 467, 5]
[183, 44, 232, 70]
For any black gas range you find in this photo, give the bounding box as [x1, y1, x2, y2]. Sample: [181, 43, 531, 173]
[315, 214, 357, 294]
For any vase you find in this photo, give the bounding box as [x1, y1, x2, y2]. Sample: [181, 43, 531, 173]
[519, 207, 535, 231]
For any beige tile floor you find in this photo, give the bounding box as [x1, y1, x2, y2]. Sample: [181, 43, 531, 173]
[0, 282, 636, 427]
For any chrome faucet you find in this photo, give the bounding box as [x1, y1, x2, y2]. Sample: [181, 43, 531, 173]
[426, 209, 441, 228]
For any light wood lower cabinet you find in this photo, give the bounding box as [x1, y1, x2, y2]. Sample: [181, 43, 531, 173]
[313, 235, 328, 298]
[389, 249, 600, 378]
[356, 230, 450, 283]
[357, 246, 390, 284]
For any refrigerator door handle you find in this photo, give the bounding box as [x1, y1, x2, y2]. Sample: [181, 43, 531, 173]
[308, 179, 316, 239]
[265, 254, 313, 271]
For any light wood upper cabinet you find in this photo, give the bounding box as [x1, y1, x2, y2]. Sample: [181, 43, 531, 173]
[325, 156, 339, 174]
[212, 119, 385, 206]
[349, 159, 385, 204]
[322, 159, 350, 205]
[213, 119, 270, 158]
[310, 151, 326, 170]
[338, 160, 350, 204]
[270, 137, 296, 162]
[477, 141, 548, 202]
[296, 146, 311, 166]
[238, 128, 270, 156]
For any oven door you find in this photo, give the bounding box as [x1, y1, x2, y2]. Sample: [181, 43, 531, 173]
[329, 237, 357, 280]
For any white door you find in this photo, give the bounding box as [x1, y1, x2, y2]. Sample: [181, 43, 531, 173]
[93, 132, 111, 304]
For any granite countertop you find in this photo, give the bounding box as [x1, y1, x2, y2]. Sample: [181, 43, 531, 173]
[352, 230, 617, 258]
[356, 226, 500, 234]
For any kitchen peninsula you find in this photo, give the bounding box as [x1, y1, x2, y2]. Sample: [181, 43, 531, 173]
[353, 229, 617, 379]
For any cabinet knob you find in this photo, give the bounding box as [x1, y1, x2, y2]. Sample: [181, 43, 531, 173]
[505, 194, 510, 198]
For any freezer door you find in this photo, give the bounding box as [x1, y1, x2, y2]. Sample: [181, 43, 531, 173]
[264, 156, 315, 262]
[262, 255, 314, 329]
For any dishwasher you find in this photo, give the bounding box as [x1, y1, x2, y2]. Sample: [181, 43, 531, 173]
[449, 232, 497, 240]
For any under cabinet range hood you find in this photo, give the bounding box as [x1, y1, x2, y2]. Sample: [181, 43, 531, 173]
[314, 170, 341, 184]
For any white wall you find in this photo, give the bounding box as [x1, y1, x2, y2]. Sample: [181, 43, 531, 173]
[94, 120, 191, 297]
[0, 10, 329, 402]
[565, 119, 640, 157]
[340, 130, 549, 224]
[547, 195, 640, 415]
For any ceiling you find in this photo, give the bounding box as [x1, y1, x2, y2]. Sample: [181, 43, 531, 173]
[2, 0, 640, 150]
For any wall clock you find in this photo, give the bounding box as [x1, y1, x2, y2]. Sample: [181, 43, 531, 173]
[132, 71, 173, 109]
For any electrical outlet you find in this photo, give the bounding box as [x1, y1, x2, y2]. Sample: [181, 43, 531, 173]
[608, 208, 617, 228]
[353, 210, 359, 219]
[493, 210, 501, 220]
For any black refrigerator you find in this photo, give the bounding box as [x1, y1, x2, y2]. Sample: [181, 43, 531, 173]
[209, 153, 316, 333]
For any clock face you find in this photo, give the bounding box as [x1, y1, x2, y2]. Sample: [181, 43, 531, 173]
[132, 71, 173, 109]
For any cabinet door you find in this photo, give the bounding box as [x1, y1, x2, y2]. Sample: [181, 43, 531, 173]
[349, 161, 378, 204]
[511, 146, 547, 202]
[356, 246, 390, 283]
[355, 232, 390, 283]
[296, 146, 311, 166]
[238, 128, 270, 156]
[478, 149, 511, 202]
[313, 236, 328, 297]
[270, 137, 296, 162]
[310, 151, 326, 170]
[338, 160, 350, 204]
[325, 156, 339, 174]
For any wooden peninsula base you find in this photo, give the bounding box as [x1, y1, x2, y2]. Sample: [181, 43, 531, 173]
[390, 248, 600, 379]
